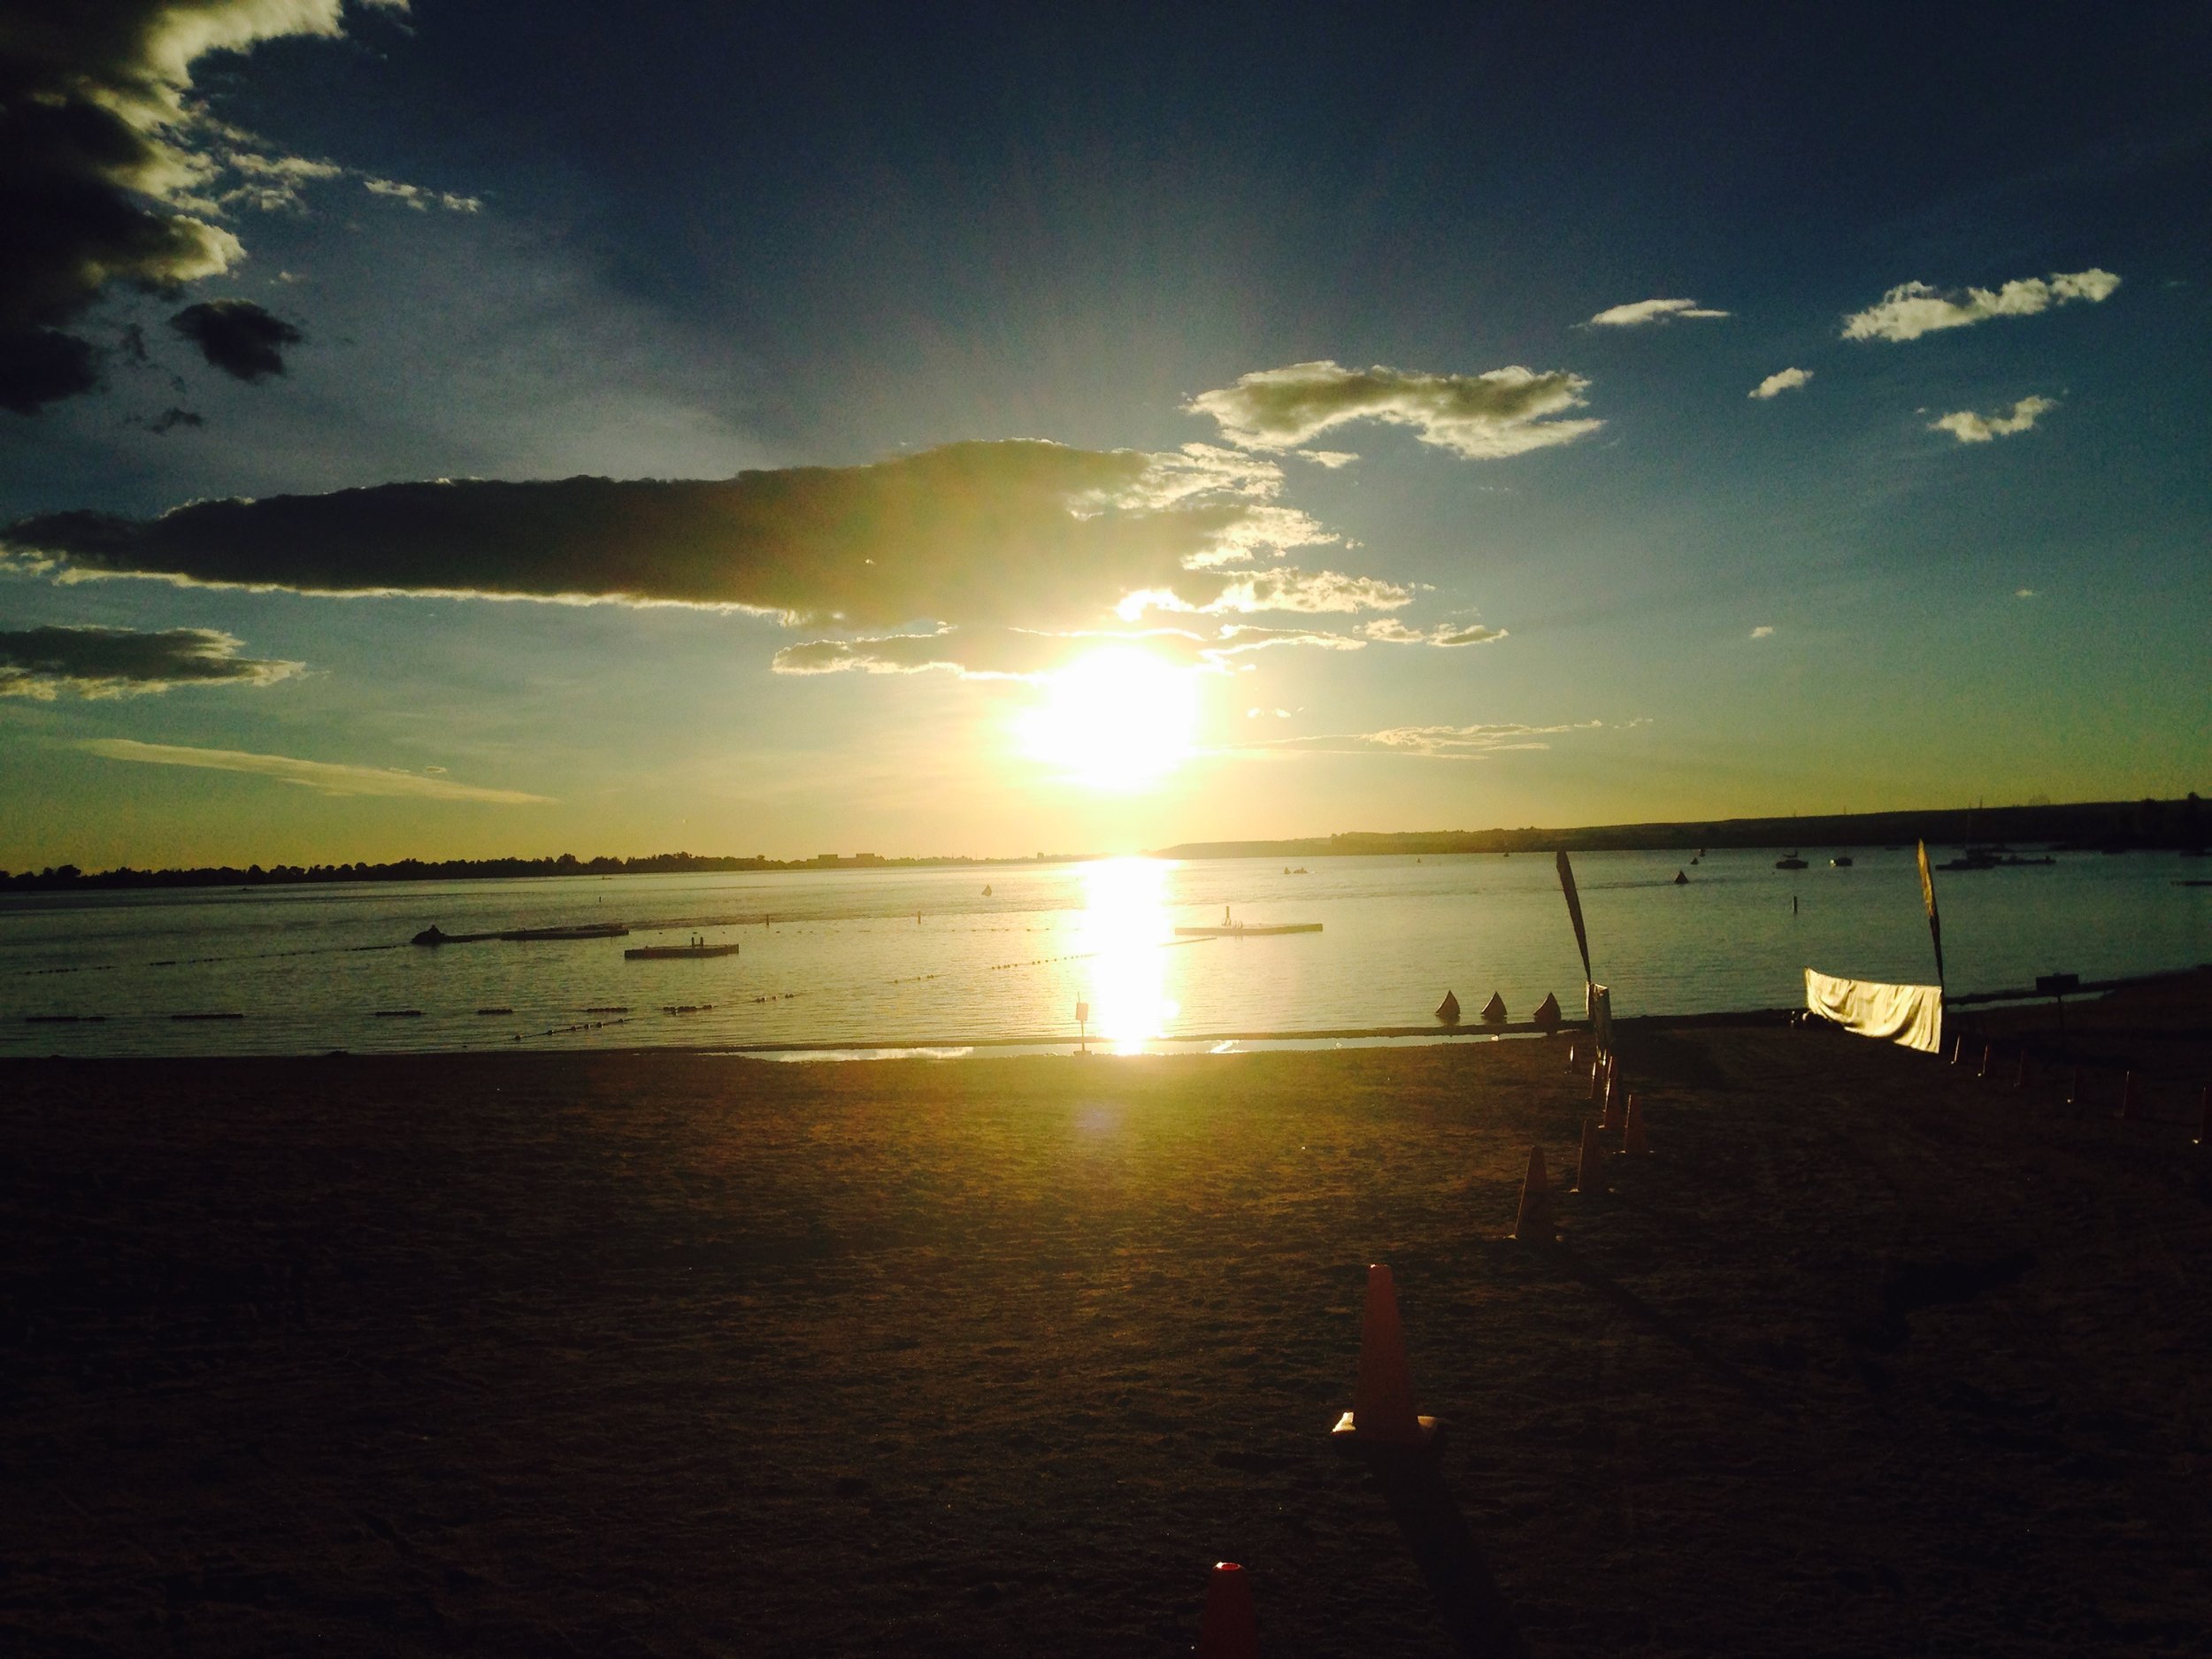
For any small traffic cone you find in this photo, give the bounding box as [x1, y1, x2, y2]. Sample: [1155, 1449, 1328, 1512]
[2119, 1071, 2142, 1122]
[2014, 1051, 2030, 1092]
[1196, 1562, 1258, 1659]
[1978, 1043, 1992, 1079]
[1619, 1094, 1651, 1156]
[1512, 1145, 1554, 1242]
[1573, 1116, 1605, 1195]
[2195, 1084, 2209, 1148]
[1331, 1263, 1440, 1452]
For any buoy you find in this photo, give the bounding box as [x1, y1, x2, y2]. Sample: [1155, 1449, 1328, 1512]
[1533, 992, 1562, 1028]
[1330, 1263, 1440, 1452]
[1196, 1562, 1258, 1659]
[1573, 1116, 1605, 1195]
[2119, 1071, 2142, 1122]
[1673, 870, 1687, 885]
[1480, 991, 1507, 1025]
[1620, 1094, 1651, 1156]
[1435, 990, 1461, 1026]
[1512, 1146, 1554, 1242]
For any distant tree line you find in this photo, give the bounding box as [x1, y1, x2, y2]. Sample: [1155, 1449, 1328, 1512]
[0, 849, 1004, 893]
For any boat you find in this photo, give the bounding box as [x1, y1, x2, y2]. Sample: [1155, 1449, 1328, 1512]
[626, 932, 741, 960]
[1831, 856, 1854, 867]
[412, 922, 629, 946]
[1774, 851, 1808, 870]
[1174, 922, 1324, 937]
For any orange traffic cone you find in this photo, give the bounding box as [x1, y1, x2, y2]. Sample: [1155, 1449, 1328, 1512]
[1573, 1116, 1605, 1195]
[1196, 1562, 1258, 1659]
[2119, 1071, 2142, 1122]
[1331, 1263, 1440, 1451]
[1619, 1094, 1651, 1156]
[1512, 1145, 1554, 1242]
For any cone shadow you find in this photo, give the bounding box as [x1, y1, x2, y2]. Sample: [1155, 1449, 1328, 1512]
[1359, 1448, 1532, 1659]
[1545, 1240, 1791, 1416]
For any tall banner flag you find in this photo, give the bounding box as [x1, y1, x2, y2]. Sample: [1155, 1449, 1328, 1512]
[1916, 840, 1944, 988]
[1556, 849, 1594, 987]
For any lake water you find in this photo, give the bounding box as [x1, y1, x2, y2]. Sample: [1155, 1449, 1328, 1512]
[3, 849, 2206, 1058]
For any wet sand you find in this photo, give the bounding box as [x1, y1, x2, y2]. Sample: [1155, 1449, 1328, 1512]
[4, 980, 2209, 1655]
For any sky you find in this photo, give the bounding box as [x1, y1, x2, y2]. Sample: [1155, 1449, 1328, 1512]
[1, 2, 2207, 869]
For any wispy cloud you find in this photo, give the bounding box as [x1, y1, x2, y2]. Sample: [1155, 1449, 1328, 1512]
[1361, 619, 1508, 647]
[1843, 269, 2119, 342]
[770, 624, 1363, 680]
[1749, 625, 1775, 639]
[1239, 718, 1617, 761]
[1187, 360, 1601, 459]
[0, 626, 303, 700]
[78, 739, 551, 803]
[1931, 396, 2057, 444]
[1586, 297, 1729, 327]
[1749, 367, 1811, 400]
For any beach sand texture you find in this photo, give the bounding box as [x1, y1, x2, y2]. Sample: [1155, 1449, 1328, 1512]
[4, 1002, 2210, 1655]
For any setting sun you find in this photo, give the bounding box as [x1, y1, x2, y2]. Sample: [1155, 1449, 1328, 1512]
[1013, 648, 1200, 790]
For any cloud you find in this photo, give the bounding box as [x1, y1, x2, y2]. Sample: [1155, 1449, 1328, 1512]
[771, 623, 1363, 680]
[0, 1, 427, 415]
[1123, 566, 1410, 618]
[0, 625, 303, 700]
[1586, 297, 1730, 327]
[1298, 449, 1360, 469]
[1749, 367, 1811, 400]
[1930, 396, 2057, 444]
[2016, 588, 2039, 599]
[1842, 269, 2120, 342]
[1361, 619, 1508, 647]
[362, 177, 483, 213]
[1348, 719, 1601, 760]
[2, 440, 1354, 630]
[78, 737, 549, 802]
[1187, 360, 1601, 459]
[169, 299, 301, 380]
[1749, 625, 1775, 639]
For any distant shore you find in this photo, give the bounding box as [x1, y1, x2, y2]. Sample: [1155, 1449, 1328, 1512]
[4, 792, 2204, 892]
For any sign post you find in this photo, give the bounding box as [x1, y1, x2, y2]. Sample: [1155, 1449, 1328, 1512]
[1074, 998, 1089, 1055]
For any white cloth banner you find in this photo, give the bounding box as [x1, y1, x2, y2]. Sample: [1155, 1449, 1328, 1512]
[1804, 969, 1943, 1054]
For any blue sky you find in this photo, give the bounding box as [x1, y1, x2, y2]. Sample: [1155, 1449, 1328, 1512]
[2, 3, 2206, 867]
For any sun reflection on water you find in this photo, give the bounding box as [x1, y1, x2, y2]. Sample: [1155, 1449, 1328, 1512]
[1076, 856, 1178, 1052]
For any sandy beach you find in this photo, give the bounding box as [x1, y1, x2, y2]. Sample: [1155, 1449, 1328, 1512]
[4, 979, 2209, 1656]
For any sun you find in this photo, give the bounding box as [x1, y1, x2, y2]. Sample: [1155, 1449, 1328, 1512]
[1014, 647, 1200, 790]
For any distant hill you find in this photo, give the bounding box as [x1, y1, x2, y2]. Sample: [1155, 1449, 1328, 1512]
[1150, 795, 2207, 861]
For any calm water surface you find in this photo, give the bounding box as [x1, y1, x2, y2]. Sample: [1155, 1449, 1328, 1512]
[2, 849, 2205, 1057]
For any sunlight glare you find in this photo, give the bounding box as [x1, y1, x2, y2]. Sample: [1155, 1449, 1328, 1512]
[1015, 647, 1198, 790]
[1076, 856, 1178, 1053]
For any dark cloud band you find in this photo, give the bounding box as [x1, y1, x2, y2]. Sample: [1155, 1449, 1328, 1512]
[0, 625, 303, 700]
[3, 441, 1337, 631]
